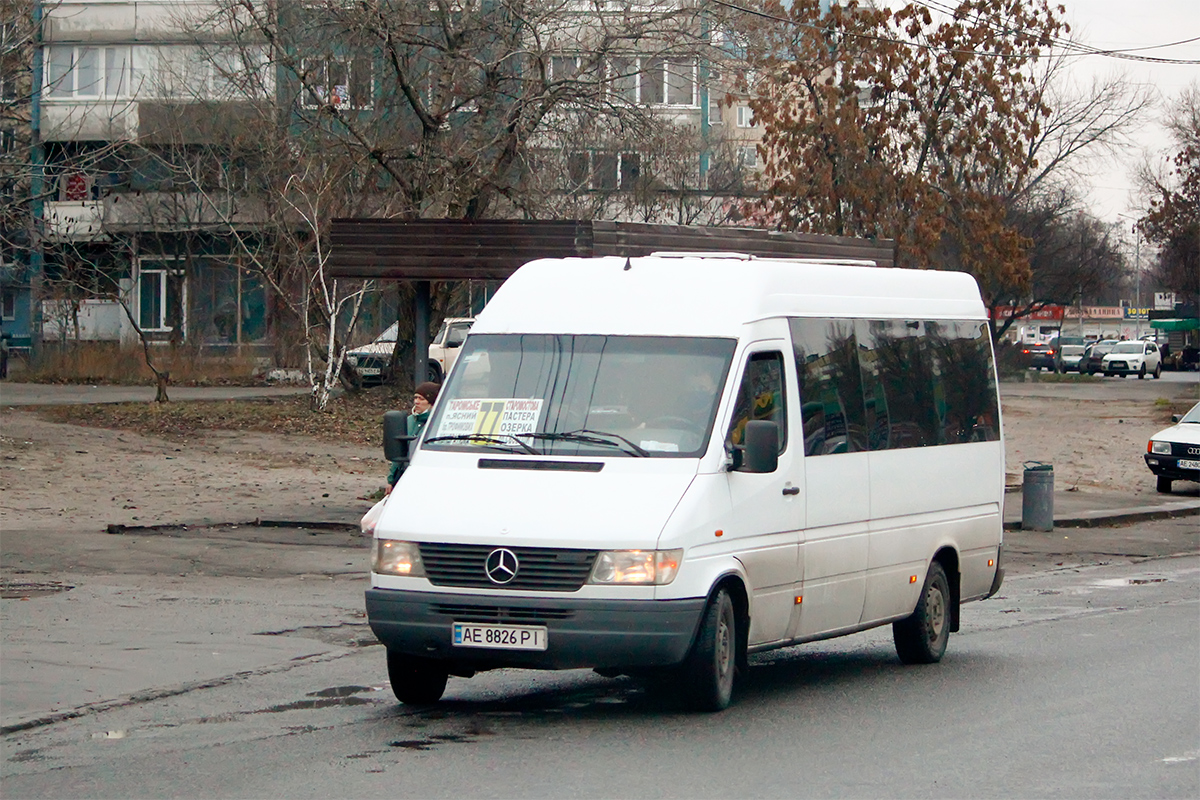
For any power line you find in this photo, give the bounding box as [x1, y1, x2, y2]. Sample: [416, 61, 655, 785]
[708, 0, 1200, 65]
[915, 0, 1200, 63]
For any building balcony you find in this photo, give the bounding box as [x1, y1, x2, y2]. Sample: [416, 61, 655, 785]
[44, 200, 107, 242]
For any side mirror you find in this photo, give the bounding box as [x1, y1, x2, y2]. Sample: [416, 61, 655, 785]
[1172, 414, 1182, 423]
[446, 339, 463, 349]
[738, 420, 779, 473]
[383, 410, 414, 463]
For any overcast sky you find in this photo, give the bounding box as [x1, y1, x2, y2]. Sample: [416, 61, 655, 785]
[1056, 0, 1200, 225]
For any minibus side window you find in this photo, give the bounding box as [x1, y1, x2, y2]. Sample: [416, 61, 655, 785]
[857, 319, 1000, 450]
[790, 318, 867, 456]
[727, 352, 787, 452]
[930, 321, 1000, 443]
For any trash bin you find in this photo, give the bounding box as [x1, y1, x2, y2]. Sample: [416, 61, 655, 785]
[1022, 461, 1054, 531]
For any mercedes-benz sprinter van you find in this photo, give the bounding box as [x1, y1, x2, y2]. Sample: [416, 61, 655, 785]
[366, 254, 1006, 711]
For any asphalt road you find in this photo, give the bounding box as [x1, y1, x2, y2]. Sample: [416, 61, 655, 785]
[1, 553, 1195, 799]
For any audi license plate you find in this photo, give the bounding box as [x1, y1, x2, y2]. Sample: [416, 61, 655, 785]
[453, 622, 548, 651]
[1178, 459, 1200, 471]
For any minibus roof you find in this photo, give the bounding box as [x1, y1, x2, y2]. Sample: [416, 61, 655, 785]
[472, 256, 987, 338]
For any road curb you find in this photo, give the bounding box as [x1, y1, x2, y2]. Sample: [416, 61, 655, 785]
[1003, 502, 1200, 531]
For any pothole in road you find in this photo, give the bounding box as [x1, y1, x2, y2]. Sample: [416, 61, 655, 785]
[0, 580, 75, 599]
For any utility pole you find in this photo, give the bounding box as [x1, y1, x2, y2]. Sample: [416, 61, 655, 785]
[1117, 213, 1142, 338]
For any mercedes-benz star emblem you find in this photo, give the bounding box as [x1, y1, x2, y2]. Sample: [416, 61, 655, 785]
[485, 548, 519, 585]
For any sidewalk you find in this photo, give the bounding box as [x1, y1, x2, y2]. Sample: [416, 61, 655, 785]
[1003, 486, 1200, 530]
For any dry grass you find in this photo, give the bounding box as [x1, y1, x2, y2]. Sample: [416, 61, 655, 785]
[36, 387, 411, 446]
[28, 343, 264, 386]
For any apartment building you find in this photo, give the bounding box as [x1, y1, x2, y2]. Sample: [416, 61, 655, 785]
[18, 0, 766, 356]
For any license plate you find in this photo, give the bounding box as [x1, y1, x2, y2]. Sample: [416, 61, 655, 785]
[453, 622, 548, 651]
[358, 367, 381, 376]
[1178, 459, 1200, 471]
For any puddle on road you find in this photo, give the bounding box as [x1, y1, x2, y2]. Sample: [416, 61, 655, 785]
[1, 580, 75, 599]
[1091, 577, 1168, 587]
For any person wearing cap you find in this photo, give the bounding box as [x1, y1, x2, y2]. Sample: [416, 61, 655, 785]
[386, 381, 440, 493]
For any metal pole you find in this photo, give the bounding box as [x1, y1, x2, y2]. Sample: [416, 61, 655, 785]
[413, 280, 430, 389]
[1134, 227, 1141, 338]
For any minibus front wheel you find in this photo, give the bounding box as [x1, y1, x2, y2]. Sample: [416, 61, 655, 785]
[680, 588, 738, 712]
[387, 650, 449, 705]
[892, 562, 950, 664]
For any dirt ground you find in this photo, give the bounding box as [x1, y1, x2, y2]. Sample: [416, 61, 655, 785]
[0, 394, 1189, 535]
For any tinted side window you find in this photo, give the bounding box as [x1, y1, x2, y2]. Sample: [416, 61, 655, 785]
[790, 318, 867, 456]
[858, 319, 940, 449]
[727, 352, 787, 452]
[928, 320, 1000, 444]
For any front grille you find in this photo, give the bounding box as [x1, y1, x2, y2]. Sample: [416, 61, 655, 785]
[430, 603, 575, 623]
[419, 543, 597, 591]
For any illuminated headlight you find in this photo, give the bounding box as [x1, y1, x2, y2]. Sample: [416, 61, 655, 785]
[1150, 440, 1172, 455]
[372, 539, 426, 577]
[588, 549, 683, 585]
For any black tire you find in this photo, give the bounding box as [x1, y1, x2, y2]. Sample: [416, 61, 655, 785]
[1154, 363, 1162, 379]
[1157, 476, 1173, 494]
[426, 362, 443, 383]
[386, 650, 448, 705]
[1138, 364, 1146, 379]
[893, 562, 951, 665]
[679, 588, 737, 712]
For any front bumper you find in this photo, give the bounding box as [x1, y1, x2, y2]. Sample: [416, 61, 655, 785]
[365, 588, 706, 671]
[1103, 360, 1143, 374]
[1144, 454, 1200, 482]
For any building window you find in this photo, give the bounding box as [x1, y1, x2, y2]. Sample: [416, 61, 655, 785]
[137, 259, 185, 332]
[302, 57, 373, 109]
[607, 56, 696, 107]
[2, 289, 15, 321]
[736, 105, 755, 128]
[45, 46, 133, 98]
[738, 146, 757, 167]
[551, 55, 580, 80]
[566, 151, 641, 190]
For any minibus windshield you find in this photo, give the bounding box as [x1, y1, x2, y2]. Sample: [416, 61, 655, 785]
[423, 334, 737, 458]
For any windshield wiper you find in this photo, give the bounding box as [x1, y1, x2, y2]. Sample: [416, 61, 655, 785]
[517, 429, 649, 457]
[424, 434, 539, 454]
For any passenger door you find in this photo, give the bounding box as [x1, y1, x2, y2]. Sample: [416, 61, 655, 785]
[724, 345, 804, 646]
[788, 318, 868, 638]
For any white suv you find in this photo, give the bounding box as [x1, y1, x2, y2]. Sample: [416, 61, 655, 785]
[1101, 340, 1162, 379]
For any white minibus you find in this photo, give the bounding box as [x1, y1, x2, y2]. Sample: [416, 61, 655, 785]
[367, 254, 1006, 711]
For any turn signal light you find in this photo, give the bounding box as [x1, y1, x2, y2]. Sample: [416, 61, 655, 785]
[909, 575, 918, 583]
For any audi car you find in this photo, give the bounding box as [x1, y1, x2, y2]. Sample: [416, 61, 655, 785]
[1145, 402, 1200, 494]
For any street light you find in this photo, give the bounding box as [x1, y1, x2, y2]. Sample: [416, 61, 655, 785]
[1117, 213, 1142, 338]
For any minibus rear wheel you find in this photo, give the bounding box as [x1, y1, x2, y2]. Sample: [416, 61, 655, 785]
[680, 588, 737, 712]
[893, 562, 950, 664]
[386, 650, 448, 704]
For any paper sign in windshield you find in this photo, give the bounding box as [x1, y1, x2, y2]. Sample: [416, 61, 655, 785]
[436, 398, 544, 438]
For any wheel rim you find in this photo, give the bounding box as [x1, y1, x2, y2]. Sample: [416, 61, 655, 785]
[926, 583, 946, 640]
[716, 610, 732, 680]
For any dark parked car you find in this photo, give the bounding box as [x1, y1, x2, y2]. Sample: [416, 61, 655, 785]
[1021, 342, 1055, 371]
[1081, 339, 1119, 375]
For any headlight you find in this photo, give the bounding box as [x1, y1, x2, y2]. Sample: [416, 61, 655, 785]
[1150, 440, 1172, 455]
[373, 539, 426, 577]
[347, 355, 359, 367]
[588, 549, 682, 585]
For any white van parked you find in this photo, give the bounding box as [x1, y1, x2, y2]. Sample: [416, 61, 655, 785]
[367, 254, 1006, 711]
